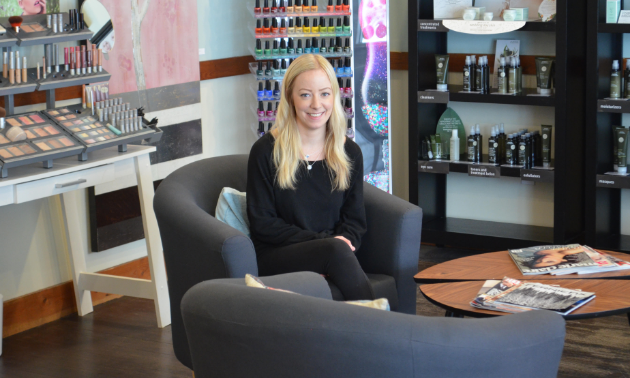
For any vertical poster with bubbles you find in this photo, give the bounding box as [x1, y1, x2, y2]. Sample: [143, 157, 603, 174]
[352, 0, 391, 193]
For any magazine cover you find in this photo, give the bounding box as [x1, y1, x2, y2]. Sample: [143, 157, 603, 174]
[493, 282, 595, 313]
[508, 244, 599, 275]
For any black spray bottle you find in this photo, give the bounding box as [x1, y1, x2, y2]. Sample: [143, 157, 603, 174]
[475, 124, 482, 162]
[467, 125, 476, 162]
[463, 56, 472, 92]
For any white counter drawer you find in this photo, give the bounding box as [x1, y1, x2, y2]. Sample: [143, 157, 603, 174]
[15, 164, 116, 204]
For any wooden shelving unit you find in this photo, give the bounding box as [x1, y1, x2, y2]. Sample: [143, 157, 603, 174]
[408, 0, 586, 251]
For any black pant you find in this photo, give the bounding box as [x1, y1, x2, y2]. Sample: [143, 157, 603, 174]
[257, 238, 375, 301]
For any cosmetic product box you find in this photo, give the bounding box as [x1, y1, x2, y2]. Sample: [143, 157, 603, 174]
[465, 7, 486, 20]
[607, 0, 621, 24]
[509, 8, 529, 21]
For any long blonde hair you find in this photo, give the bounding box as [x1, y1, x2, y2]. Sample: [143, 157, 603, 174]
[271, 54, 350, 191]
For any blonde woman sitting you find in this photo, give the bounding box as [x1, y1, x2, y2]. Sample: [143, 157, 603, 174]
[246, 54, 374, 301]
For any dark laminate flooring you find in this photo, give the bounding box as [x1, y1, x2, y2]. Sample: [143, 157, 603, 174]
[0, 245, 628, 377]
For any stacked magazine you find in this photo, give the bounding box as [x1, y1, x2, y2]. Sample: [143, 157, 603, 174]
[508, 244, 630, 275]
[471, 277, 596, 315]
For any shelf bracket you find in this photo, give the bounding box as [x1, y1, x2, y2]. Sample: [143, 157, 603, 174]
[46, 88, 55, 110]
[4, 94, 14, 116]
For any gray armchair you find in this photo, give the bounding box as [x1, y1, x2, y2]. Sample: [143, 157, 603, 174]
[181, 272, 567, 378]
[154, 154, 422, 369]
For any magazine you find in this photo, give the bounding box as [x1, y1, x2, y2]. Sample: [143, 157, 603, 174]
[508, 244, 601, 275]
[471, 277, 596, 315]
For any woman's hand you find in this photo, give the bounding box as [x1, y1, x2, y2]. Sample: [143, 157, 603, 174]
[334, 235, 355, 252]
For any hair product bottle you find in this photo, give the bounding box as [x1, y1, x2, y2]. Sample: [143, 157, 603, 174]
[475, 124, 482, 162]
[450, 129, 460, 161]
[475, 57, 483, 92]
[463, 56, 472, 92]
[506, 134, 515, 165]
[498, 57, 508, 94]
[483, 56, 490, 93]
[611, 60, 621, 99]
[488, 128, 497, 165]
[508, 57, 517, 94]
[467, 125, 476, 162]
[624, 60, 630, 99]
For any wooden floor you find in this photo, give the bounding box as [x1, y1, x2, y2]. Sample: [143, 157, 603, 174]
[0, 245, 629, 377]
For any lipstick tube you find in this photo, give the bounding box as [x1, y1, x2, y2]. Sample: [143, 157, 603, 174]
[22, 57, 26, 83]
[87, 50, 92, 74]
[2, 52, 7, 79]
[15, 52, 20, 84]
[37, 62, 40, 79]
[81, 47, 87, 75]
[70, 47, 75, 75]
[42, 57, 46, 79]
[45, 44, 51, 73]
[9, 52, 14, 85]
[64, 48, 69, 71]
[82, 84, 86, 108]
[92, 46, 97, 71]
[75, 50, 81, 75]
[98, 49, 103, 72]
[54, 44, 59, 73]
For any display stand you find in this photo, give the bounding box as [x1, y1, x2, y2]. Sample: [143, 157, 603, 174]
[585, 1, 630, 252]
[408, 0, 586, 250]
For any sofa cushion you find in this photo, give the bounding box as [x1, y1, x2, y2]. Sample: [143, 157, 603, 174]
[327, 274, 399, 311]
[215, 187, 249, 237]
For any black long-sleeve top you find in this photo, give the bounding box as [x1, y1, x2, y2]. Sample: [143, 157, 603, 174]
[246, 133, 367, 253]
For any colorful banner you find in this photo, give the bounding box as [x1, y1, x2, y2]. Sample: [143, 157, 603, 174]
[352, 0, 391, 193]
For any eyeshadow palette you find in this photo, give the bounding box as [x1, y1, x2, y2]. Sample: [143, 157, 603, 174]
[0, 143, 38, 159]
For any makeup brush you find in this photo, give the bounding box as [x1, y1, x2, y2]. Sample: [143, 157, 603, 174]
[9, 16, 23, 33]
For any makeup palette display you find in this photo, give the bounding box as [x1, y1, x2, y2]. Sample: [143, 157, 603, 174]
[0, 112, 84, 176]
[0, 13, 92, 47]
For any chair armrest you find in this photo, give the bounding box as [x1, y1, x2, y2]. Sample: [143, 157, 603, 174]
[182, 282, 565, 378]
[356, 184, 423, 314]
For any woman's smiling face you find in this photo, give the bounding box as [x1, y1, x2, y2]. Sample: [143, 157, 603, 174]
[291, 69, 334, 133]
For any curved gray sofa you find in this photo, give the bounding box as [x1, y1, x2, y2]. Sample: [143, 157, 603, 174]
[181, 272, 567, 378]
[154, 154, 423, 369]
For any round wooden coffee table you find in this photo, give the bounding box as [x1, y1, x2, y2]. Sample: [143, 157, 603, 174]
[415, 250, 630, 322]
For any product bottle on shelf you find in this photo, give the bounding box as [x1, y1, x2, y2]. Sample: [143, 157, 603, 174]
[450, 129, 460, 161]
[346, 119, 354, 138]
[475, 57, 483, 92]
[467, 125, 476, 162]
[611, 60, 621, 99]
[483, 56, 490, 94]
[498, 57, 507, 94]
[258, 122, 266, 138]
[488, 127, 497, 165]
[463, 56, 472, 92]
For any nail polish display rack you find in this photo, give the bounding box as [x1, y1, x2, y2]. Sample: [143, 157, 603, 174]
[0, 13, 110, 116]
[248, 0, 355, 139]
[0, 105, 162, 178]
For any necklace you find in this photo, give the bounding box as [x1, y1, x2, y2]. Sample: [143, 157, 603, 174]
[304, 147, 324, 171]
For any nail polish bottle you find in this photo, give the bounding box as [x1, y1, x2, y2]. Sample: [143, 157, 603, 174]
[295, 0, 303, 13]
[305, 39, 312, 54]
[303, 18, 311, 34]
[265, 81, 273, 98]
[268, 122, 273, 131]
[312, 18, 319, 33]
[337, 58, 344, 74]
[338, 78, 344, 96]
[256, 19, 262, 35]
[255, 0, 262, 15]
[344, 38, 350, 54]
[258, 101, 265, 119]
[264, 40, 272, 56]
[336, 18, 342, 34]
[263, 0, 270, 14]
[288, 18, 295, 34]
[274, 102, 280, 116]
[346, 120, 354, 138]
[256, 39, 263, 56]
[344, 98, 353, 116]
[273, 81, 281, 98]
[328, 18, 335, 33]
[345, 78, 353, 95]
[296, 17, 303, 33]
[280, 19, 287, 34]
[271, 0, 278, 14]
[280, 0, 286, 13]
[320, 17, 326, 31]
[312, 38, 320, 53]
[330, 37, 336, 51]
[258, 82, 265, 99]
[303, 0, 310, 13]
[265, 61, 272, 77]
[335, 37, 343, 53]
[280, 39, 288, 55]
[256, 61, 264, 77]
[288, 38, 295, 54]
[296, 39, 303, 54]
[263, 18, 271, 34]
[320, 38, 327, 53]
[272, 40, 280, 55]
[311, 0, 318, 12]
[342, 0, 349, 11]
[289, 58, 295, 65]
[344, 57, 351, 74]
[281, 59, 288, 75]
[327, 0, 334, 12]
[286, 0, 294, 13]
[272, 60, 280, 76]
[343, 16, 350, 33]
[258, 122, 266, 138]
[271, 18, 279, 34]
[266, 102, 274, 117]
[335, 0, 342, 12]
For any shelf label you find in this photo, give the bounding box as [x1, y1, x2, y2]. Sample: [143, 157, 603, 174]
[596, 174, 630, 189]
[521, 169, 554, 183]
[418, 90, 449, 103]
[418, 20, 449, 32]
[442, 20, 526, 35]
[597, 100, 630, 113]
[468, 165, 501, 178]
[418, 160, 450, 174]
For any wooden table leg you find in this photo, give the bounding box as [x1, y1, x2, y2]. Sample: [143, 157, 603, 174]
[627, 312, 629, 327]
[60, 190, 94, 316]
[134, 154, 171, 328]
